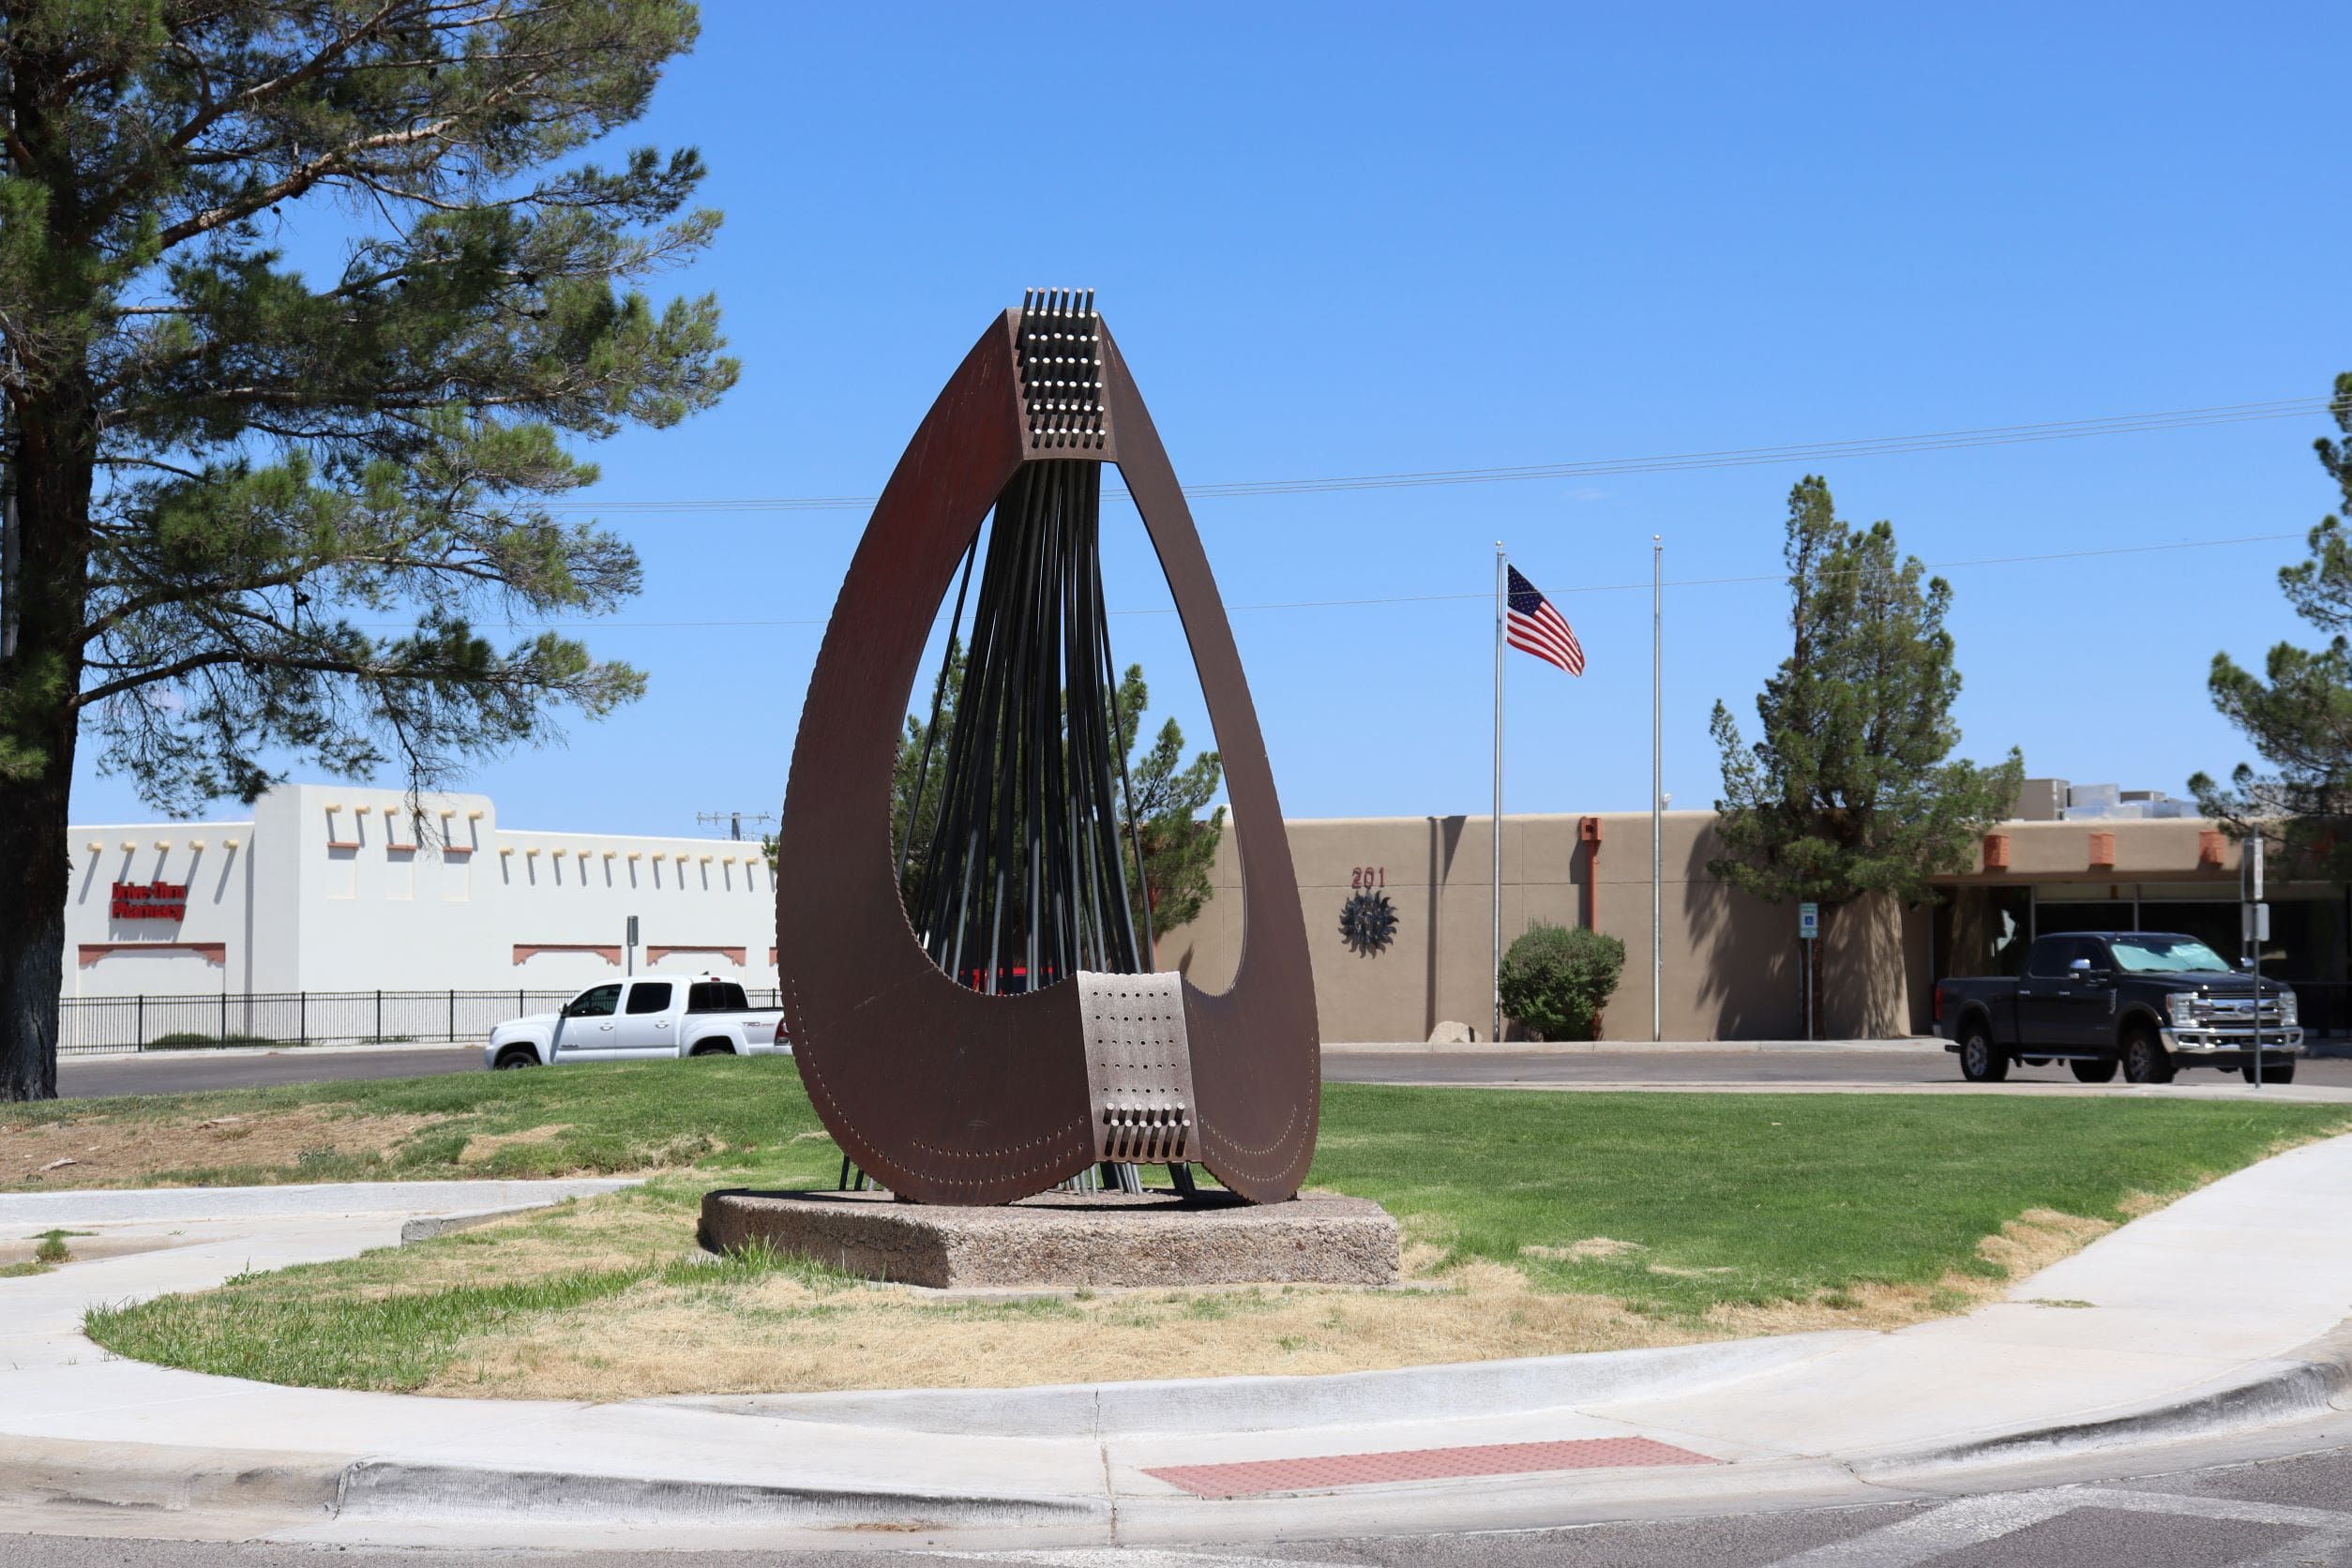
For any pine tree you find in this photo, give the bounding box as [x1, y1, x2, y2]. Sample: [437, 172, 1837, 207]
[0, 2, 736, 1099]
[2192, 374, 2352, 872]
[1111, 663, 1226, 943]
[1709, 476, 2022, 1032]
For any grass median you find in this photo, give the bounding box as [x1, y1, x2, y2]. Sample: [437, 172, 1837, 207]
[31, 1059, 2348, 1395]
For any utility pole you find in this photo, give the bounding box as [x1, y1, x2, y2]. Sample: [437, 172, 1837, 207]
[697, 810, 775, 842]
[1491, 542, 1506, 1047]
[1651, 535, 1663, 1043]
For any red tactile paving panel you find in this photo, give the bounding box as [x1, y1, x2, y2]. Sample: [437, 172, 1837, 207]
[1143, 1437, 1721, 1499]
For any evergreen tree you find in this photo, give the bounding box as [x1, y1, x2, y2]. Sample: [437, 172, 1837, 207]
[2191, 374, 2352, 871]
[0, 2, 735, 1099]
[1111, 663, 1226, 942]
[1709, 476, 2021, 1030]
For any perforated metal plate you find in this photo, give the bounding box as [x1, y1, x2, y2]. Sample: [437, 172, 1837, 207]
[1078, 971, 1198, 1163]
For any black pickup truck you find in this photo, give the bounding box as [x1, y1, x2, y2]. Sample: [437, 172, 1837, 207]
[1933, 930, 2301, 1085]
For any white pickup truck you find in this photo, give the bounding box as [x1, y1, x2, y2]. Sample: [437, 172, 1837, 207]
[484, 975, 787, 1069]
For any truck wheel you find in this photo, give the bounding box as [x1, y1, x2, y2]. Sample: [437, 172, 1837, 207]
[688, 1042, 735, 1058]
[2070, 1059, 2119, 1083]
[2122, 1030, 2175, 1084]
[2241, 1057, 2297, 1085]
[1958, 1023, 2008, 1082]
[493, 1046, 539, 1070]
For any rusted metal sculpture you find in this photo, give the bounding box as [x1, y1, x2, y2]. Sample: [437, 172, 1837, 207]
[776, 293, 1319, 1206]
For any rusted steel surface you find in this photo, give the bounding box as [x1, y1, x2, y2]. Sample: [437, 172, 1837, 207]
[776, 303, 1319, 1205]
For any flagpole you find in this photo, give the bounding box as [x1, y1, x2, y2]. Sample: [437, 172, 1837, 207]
[1651, 535, 1664, 1044]
[1492, 542, 1506, 1047]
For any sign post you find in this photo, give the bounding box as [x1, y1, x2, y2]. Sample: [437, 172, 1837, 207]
[1798, 902, 1819, 1043]
[626, 913, 640, 976]
[2247, 832, 2267, 1087]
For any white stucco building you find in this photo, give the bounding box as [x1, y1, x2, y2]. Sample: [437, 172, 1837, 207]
[66, 782, 777, 1001]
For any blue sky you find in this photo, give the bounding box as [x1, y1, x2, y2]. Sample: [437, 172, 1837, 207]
[70, 3, 2352, 834]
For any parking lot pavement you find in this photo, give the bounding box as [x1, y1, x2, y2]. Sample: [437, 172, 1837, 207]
[56, 1043, 481, 1098]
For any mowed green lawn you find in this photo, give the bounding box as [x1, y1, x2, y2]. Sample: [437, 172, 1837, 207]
[17, 1058, 2347, 1330]
[1312, 1088, 2344, 1316]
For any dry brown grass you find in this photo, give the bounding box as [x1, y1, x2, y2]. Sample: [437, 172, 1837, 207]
[1521, 1236, 1647, 1262]
[425, 1261, 1691, 1399]
[0, 1107, 443, 1185]
[1701, 1208, 2115, 1337]
[457, 1124, 574, 1165]
[392, 1197, 2140, 1400]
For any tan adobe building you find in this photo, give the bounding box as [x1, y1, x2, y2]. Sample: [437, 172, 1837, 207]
[1157, 799, 2346, 1042]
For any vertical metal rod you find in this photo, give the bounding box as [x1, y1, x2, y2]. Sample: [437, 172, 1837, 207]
[1652, 535, 1664, 1044]
[1492, 542, 1506, 1046]
[1101, 558, 1154, 967]
[906, 457, 1141, 996]
[899, 533, 978, 885]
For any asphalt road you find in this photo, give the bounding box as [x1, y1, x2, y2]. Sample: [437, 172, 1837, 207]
[8, 1432, 2352, 1566]
[57, 1043, 485, 1097]
[53, 1042, 2352, 1098]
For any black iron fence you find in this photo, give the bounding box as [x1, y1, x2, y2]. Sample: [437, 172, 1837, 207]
[57, 987, 787, 1058]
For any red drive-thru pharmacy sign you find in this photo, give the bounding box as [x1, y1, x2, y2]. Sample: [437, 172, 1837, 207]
[110, 881, 188, 921]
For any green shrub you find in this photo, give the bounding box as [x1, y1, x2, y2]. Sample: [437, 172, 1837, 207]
[1499, 923, 1625, 1041]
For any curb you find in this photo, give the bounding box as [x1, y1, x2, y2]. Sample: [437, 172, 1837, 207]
[0, 1437, 343, 1518]
[399, 1204, 559, 1243]
[661, 1330, 1866, 1439]
[60, 1041, 483, 1064]
[335, 1461, 1106, 1530]
[1876, 1319, 2352, 1475]
[0, 1440, 1104, 1534]
[4, 1322, 2345, 1536]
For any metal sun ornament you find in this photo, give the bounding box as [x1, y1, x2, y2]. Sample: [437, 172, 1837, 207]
[1338, 889, 1399, 956]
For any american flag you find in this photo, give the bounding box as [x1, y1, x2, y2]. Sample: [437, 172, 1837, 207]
[1505, 564, 1586, 676]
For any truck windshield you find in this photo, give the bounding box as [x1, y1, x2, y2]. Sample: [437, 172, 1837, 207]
[2109, 935, 2234, 973]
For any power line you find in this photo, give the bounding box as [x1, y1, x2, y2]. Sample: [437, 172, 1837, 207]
[460, 528, 2310, 630]
[551, 395, 2344, 517]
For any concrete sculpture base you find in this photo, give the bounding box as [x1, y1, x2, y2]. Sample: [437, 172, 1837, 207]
[699, 1187, 1400, 1290]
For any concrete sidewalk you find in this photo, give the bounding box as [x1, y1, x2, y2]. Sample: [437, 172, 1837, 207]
[1325, 1037, 1945, 1054]
[2, 1143, 2349, 1551]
